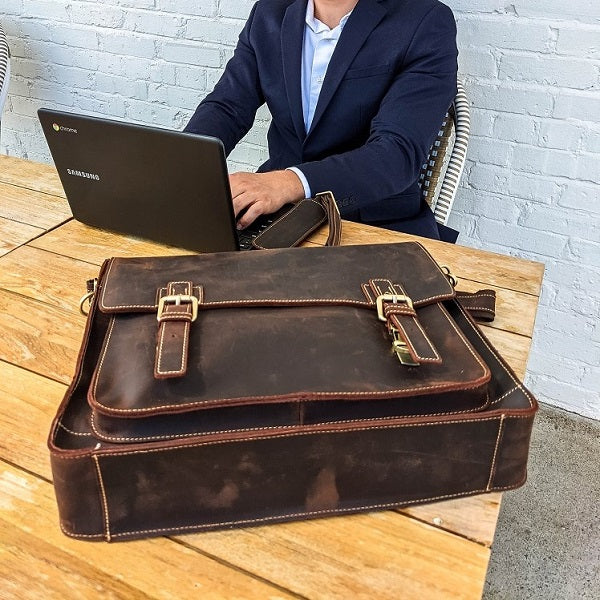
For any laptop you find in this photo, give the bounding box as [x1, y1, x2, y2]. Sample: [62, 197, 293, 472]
[38, 108, 286, 252]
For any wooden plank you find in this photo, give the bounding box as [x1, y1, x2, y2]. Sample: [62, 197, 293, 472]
[308, 221, 545, 296]
[0, 289, 82, 384]
[0, 463, 293, 599]
[0, 155, 65, 197]
[30, 218, 194, 263]
[182, 511, 489, 600]
[0, 521, 148, 600]
[0, 245, 99, 313]
[456, 279, 539, 338]
[0, 181, 71, 230]
[0, 361, 66, 481]
[0, 217, 44, 257]
[480, 327, 531, 381]
[399, 493, 502, 548]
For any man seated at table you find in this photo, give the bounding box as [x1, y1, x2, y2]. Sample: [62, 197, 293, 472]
[184, 0, 458, 240]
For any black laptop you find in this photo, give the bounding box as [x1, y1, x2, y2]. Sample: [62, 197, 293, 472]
[38, 109, 284, 252]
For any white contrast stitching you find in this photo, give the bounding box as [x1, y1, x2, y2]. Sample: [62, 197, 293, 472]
[92, 455, 111, 542]
[486, 415, 505, 491]
[58, 422, 93, 437]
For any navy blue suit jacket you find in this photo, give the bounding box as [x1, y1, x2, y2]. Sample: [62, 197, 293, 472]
[185, 0, 458, 239]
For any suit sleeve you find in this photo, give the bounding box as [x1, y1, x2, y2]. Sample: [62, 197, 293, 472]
[296, 3, 458, 209]
[183, 3, 264, 155]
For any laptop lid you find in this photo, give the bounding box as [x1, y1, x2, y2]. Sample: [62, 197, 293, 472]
[38, 108, 241, 252]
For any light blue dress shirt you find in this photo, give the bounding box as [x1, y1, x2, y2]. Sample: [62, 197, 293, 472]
[287, 0, 354, 198]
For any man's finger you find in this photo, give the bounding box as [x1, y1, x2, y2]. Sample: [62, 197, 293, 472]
[236, 201, 264, 230]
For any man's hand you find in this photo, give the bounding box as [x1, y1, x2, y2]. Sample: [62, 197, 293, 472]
[229, 170, 305, 229]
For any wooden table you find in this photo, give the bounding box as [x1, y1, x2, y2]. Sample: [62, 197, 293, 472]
[0, 154, 544, 599]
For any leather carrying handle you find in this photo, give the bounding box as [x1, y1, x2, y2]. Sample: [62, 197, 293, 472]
[252, 191, 342, 249]
[315, 190, 342, 246]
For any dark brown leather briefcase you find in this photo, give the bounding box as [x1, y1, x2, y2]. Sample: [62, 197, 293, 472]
[48, 242, 537, 542]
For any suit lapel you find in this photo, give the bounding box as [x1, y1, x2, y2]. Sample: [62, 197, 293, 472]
[307, 0, 386, 137]
[281, 0, 308, 141]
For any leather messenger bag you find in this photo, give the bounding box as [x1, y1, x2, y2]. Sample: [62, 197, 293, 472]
[48, 242, 537, 542]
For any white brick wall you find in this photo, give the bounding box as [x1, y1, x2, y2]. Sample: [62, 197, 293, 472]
[1, 1, 598, 418]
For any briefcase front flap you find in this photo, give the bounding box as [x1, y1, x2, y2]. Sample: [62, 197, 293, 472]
[86, 243, 492, 419]
[97, 243, 455, 313]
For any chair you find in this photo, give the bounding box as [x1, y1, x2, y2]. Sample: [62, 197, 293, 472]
[0, 23, 11, 136]
[418, 79, 470, 239]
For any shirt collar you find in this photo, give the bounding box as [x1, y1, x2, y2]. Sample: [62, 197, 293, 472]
[305, 0, 354, 35]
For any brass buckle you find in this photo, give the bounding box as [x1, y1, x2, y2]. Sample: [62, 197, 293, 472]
[375, 293, 414, 322]
[157, 294, 199, 322]
[390, 327, 419, 367]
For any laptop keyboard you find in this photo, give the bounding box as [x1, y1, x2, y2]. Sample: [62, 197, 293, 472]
[236, 213, 277, 250]
[236, 204, 294, 250]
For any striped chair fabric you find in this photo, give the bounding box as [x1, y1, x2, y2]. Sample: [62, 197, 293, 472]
[418, 79, 470, 226]
[0, 23, 10, 121]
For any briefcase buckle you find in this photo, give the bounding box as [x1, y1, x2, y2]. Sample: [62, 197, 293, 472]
[376, 293, 414, 322]
[157, 294, 199, 322]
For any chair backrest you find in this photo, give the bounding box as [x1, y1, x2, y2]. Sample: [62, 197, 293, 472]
[418, 79, 470, 226]
[0, 23, 10, 120]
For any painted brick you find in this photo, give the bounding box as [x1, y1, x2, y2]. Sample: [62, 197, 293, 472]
[219, 0, 254, 19]
[507, 172, 562, 204]
[457, 48, 498, 78]
[50, 27, 99, 51]
[22, 0, 70, 22]
[97, 32, 157, 59]
[493, 113, 538, 145]
[456, 16, 553, 53]
[500, 53, 598, 90]
[161, 41, 221, 67]
[2, 0, 24, 15]
[582, 127, 600, 154]
[510, 0, 600, 25]
[554, 92, 600, 123]
[567, 239, 600, 269]
[538, 119, 584, 151]
[122, 11, 186, 38]
[519, 205, 600, 239]
[466, 136, 512, 167]
[186, 18, 243, 46]
[156, 0, 216, 18]
[559, 182, 600, 215]
[512, 145, 579, 180]
[467, 109, 495, 137]
[467, 81, 554, 117]
[575, 154, 600, 185]
[556, 27, 600, 59]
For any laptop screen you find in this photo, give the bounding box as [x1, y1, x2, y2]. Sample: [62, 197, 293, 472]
[38, 109, 241, 253]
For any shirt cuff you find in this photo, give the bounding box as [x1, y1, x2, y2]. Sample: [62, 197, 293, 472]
[286, 167, 312, 199]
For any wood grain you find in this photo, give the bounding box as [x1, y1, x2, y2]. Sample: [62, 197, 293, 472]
[456, 279, 540, 338]
[308, 221, 545, 296]
[0, 462, 293, 599]
[0, 360, 66, 481]
[399, 493, 502, 548]
[0, 155, 65, 197]
[30, 218, 194, 264]
[0, 217, 44, 257]
[0, 181, 71, 230]
[480, 327, 532, 381]
[0, 245, 99, 312]
[0, 289, 83, 384]
[182, 511, 489, 600]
